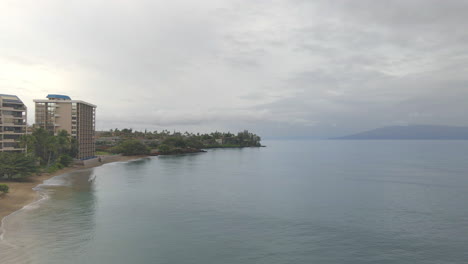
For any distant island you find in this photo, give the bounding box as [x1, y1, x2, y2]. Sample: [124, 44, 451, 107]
[96, 129, 263, 155]
[332, 125, 468, 140]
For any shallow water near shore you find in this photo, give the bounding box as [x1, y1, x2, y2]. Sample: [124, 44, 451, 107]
[2, 140, 468, 263]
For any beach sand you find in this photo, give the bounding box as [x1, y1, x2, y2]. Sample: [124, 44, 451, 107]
[0, 155, 149, 222]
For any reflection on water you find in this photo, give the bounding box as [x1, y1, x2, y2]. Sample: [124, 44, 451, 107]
[0, 169, 97, 264]
[122, 158, 152, 184]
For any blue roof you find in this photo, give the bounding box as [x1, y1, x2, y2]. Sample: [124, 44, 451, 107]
[47, 94, 71, 100]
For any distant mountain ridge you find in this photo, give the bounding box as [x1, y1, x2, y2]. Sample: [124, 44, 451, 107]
[333, 125, 468, 140]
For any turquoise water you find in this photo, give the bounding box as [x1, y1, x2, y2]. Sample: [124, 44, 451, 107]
[2, 140, 468, 263]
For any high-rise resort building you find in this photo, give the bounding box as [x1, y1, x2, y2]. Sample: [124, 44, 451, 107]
[0, 94, 27, 152]
[34, 94, 96, 159]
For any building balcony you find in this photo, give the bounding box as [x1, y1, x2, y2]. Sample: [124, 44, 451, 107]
[2, 130, 26, 134]
[1, 105, 26, 111]
[0, 107, 14, 111]
[2, 123, 26, 127]
[2, 108, 26, 112]
[1, 117, 24, 121]
[2, 147, 25, 151]
[2, 101, 24, 105]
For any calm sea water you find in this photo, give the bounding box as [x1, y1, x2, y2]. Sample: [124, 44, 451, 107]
[2, 140, 468, 263]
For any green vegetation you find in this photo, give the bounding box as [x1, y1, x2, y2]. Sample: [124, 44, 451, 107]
[97, 129, 262, 155]
[0, 152, 37, 180]
[157, 144, 171, 154]
[110, 139, 150, 156]
[0, 184, 9, 194]
[25, 128, 76, 166]
[0, 128, 78, 181]
[96, 151, 112, 155]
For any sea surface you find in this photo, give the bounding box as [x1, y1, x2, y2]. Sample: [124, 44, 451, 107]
[1, 140, 468, 263]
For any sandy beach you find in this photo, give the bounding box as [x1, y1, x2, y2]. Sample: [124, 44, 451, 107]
[0, 155, 149, 223]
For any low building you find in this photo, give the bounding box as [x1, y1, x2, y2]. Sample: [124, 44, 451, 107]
[0, 94, 27, 152]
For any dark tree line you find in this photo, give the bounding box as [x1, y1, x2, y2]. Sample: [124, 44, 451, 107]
[110, 139, 150, 156]
[98, 129, 262, 155]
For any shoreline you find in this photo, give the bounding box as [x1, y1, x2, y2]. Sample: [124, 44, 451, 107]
[0, 155, 149, 228]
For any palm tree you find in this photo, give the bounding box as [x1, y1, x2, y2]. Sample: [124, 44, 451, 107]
[19, 134, 37, 155]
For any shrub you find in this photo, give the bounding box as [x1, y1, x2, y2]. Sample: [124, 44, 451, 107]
[46, 164, 60, 174]
[0, 152, 38, 180]
[147, 141, 159, 148]
[158, 144, 172, 154]
[162, 137, 187, 148]
[111, 139, 150, 156]
[0, 184, 9, 194]
[58, 155, 73, 167]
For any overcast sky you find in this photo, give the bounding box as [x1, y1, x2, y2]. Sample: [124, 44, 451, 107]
[1, 0, 468, 138]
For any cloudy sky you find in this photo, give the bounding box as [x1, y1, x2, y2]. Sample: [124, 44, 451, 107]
[1, 0, 468, 138]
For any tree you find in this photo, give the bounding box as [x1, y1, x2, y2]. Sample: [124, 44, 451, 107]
[0, 184, 8, 194]
[70, 137, 79, 158]
[58, 155, 73, 167]
[162, 137, 187, 148]
[30, 128, 75, 165]
[157, 144, 171, 154]
[32, 128, 55, 165]
[0, 152, 38, 180]
[19, 134, 37, 155]
[56, 130, 72, 156]
[185, 137, 203, 149]
[111, 139, 150, 156]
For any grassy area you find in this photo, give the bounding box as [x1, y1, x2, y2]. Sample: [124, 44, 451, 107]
[96, 151, 112, 155]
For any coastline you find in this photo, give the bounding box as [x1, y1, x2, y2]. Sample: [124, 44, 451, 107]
[0, 155, 149, 225]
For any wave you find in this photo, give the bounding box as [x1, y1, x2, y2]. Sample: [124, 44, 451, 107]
[0, 171, 76, 242]
[0, 191, 49, 243]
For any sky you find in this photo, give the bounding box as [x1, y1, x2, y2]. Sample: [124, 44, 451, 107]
[1, 0, 468, 139]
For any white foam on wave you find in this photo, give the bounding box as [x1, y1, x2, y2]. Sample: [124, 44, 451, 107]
[43, 179, 67, 185]
[39, 173, 75, 188]
[0, 192, 49, 243]
[105, 159, 141, 166]
[1, 158, 150, 243]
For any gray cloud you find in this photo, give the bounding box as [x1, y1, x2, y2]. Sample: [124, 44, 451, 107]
[1, 0, 468, 138]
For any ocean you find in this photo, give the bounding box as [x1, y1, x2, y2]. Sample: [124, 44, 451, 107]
[1, 140, 468, 263]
